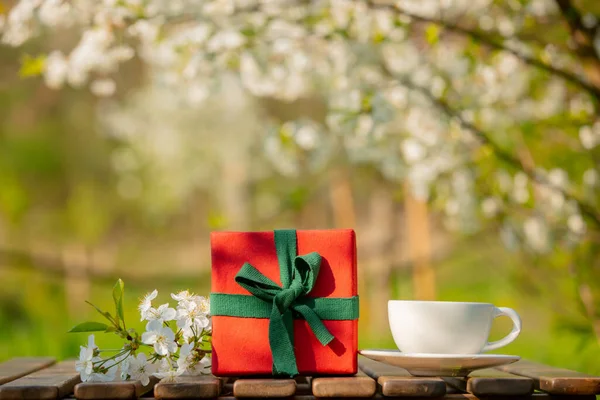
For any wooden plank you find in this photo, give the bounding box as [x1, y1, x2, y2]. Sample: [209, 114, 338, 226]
[311, 370, 376, 398]
[232, 378, 296, 398]
[443, 368, 534, 396]
[154, 375, 221, 399]
[497, 360, 600, 395]
[359, 356, 446, 397]
[444, 394, 596, 400]
[217, 397, 315, 400]
[215, 395, 595, 400]
[0, 358, 56, 385]
[0, 361, 80, 400]
[75, 376, 158, 399]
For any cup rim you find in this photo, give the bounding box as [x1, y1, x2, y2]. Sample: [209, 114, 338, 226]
[388, 300, 494, 306]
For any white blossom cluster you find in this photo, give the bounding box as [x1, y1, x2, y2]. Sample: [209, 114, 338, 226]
[75, 289, 211, 384]
[2, 0, 599, 255]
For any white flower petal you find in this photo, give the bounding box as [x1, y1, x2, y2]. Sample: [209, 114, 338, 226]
[141, 332, 157, 345]
[162, 308, 177, 321]
[155, 342, 167, 356]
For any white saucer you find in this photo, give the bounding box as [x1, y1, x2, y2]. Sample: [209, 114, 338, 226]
[359, 349, 520, 377]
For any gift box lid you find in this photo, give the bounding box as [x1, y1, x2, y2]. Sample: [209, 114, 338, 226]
[211, 229, 357, 297]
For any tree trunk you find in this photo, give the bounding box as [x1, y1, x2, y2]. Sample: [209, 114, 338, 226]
[403, 183, 436, 300]
[328, 167, 356, 229]
[328, 166, 368, 324]
[364, 185, 395, 334]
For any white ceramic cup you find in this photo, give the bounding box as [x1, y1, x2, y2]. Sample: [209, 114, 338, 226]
[388, 300, 522, 354]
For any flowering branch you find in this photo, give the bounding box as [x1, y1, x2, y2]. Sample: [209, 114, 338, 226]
[70, 279, 212, 383]
[397, 77, 600, 229]
[365, 1, 600, 103]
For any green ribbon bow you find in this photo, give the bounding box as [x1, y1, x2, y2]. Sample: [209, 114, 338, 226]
[211, 229, 359, 377]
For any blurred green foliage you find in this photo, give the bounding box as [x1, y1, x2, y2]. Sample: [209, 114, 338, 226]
[2, 234, 600, 374]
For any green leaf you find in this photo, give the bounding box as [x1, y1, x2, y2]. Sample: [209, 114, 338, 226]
[105, 326, 117, 333]
[112, 279, 125, 326]
[68, 321, 109, 333]
[19, 54, 46, 78]
[425, 24, 440, 45]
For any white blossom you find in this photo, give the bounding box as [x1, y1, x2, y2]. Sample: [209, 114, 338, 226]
[154, 358, 183, 381]
[91, 78, 117, 97]
[206, 30, 245, 52]
[138, 289, 158, 321]
[87, 359, 118, 382]
[38, 0, 71, 27]
[176, 342, 194, 373]
[154, 368, 183, 382]
[524, 217, 549, 253]
[178, 346, 211, 376]
[481, 197, 501, 218]
[75, 335, 99, 382]
[145, 303, 177, 323]
[122, 353, 155, 386]
[401, 139, 426, 163]
[142, 320, 178, 356]
[44, 51, 69, 89]
[579, 126, 598, 149]
[127, 19, 161, 42]
[548, 168, 568, 188]
[171, 290, 195, 302]
[567, 214, 586, 235]
[176, 296, 210, 339]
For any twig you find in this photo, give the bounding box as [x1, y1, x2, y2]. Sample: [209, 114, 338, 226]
[554, 0, 597, 38]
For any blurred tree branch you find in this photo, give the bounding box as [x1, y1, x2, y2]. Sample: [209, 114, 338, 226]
[367, 1, 600, 104]
[395, 78, 600, 229]
[554, 0, 600, 90]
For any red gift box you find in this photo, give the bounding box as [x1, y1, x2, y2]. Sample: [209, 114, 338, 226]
[210, 229, 358, 376]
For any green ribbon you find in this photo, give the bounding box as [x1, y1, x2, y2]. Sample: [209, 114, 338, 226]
[210, 229, 359, 377]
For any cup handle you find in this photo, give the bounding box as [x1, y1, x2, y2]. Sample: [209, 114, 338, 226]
[481, 307, 522, 352]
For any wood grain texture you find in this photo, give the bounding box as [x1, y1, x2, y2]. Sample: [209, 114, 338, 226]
[0, 361, 80, 400]
[0, 358, 56, 385]
[443, 394, 596, 400]
[233, 378, 296, 398]
[212, 395, 596, 400]
[359, 357, 446, 397]
[154, 375, 221, 399]
[311, 370, 376, 398]
[75, 377, 157, 399]
[497, 360, 600, 395]
[216, 397, 315, 400]
[443, 368, 534, 396]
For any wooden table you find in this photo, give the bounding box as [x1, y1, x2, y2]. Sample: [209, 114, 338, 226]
[1, 356, 599, 399]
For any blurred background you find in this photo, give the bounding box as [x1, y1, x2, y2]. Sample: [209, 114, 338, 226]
[1, 0, 600, 374]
